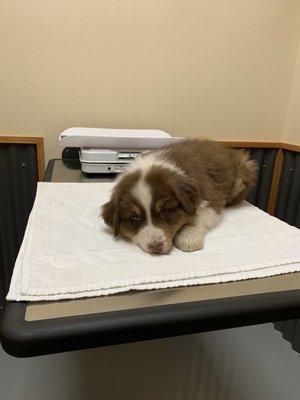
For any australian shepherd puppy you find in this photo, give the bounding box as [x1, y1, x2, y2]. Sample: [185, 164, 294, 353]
[102, 140, 257, 254]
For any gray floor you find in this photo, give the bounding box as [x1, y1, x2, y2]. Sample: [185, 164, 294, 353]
[0, 323, 300, 400]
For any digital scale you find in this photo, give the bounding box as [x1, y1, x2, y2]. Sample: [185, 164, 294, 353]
[59, 127, 183, 174]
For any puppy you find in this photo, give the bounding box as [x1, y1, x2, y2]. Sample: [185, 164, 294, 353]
[102, 140, 257, 254]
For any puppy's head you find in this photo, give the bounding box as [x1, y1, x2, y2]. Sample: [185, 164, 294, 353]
[102, 167, 200, 254]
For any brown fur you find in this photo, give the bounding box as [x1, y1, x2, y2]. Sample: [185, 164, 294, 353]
[153, 139, 258, 210]
[102, 139, 258, 253]
[102, 170, 141, 237]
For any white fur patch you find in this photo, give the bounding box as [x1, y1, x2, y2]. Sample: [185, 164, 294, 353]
[114, 149, 185, 253]
[195, 205, 221, 232]
[198, 200, 209, 209]
[132, 178, 152, 218]
[131, 177, 168, 253]
[132, 224, 167, 253]
[174, 205, 221, 252]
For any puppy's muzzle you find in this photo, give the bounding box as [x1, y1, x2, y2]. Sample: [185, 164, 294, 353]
[148, 241, 164, 254]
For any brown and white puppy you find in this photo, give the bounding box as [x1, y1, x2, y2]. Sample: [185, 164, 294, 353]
[102, 140, 257, 254]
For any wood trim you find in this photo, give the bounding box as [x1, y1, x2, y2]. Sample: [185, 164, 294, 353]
[219, 141, 300, 153]
[0, 135, 298, 198]
[35, 138, 45, 181]
[0, 136, 43, 145]
[0, 136, 45, 181]
[267, 148, 284, 215]
[281, 142, 300, 153]
[220, 141, 281, 149]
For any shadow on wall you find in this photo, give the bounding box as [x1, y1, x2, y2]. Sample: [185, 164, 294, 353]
[74, 334, 223, 400]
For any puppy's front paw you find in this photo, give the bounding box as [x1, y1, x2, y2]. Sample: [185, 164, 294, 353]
[173, 228, 204, 252]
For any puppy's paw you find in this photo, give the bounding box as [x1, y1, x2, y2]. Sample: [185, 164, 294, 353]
[173, 228, 204, 252]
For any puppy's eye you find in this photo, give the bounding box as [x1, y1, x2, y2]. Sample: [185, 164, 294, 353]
[129, 213, 141, 225]
[160, 208, 172, 216]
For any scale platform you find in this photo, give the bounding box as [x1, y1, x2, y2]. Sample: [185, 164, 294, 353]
[59, 127, 183, 174]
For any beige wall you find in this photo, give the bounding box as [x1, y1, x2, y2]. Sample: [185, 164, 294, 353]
[284, 43, 300, 145]
[1, 1, 300, 161]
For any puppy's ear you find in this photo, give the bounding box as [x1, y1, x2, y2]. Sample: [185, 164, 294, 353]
[171, 175, 199, 215]
[101, 199, 120, 237]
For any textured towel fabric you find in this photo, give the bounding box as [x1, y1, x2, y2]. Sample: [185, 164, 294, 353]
[7, 182, 300, 301]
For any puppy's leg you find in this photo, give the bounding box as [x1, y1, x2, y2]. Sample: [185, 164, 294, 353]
[174, 205, 221, 252]
[226, 150, 258, 206]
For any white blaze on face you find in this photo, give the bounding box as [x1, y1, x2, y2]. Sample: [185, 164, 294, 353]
[131, 178, 170, 254]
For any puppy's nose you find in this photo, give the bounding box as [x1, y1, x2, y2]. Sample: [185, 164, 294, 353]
[148, 242, 163, 254]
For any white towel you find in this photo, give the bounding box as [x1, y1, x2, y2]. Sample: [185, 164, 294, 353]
[7, 182, 300, 301]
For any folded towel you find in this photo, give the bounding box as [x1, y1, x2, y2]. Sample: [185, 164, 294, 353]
[7, 182, 300, 301]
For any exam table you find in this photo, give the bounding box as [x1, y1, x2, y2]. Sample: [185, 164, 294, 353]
[1, 158, 300, 358]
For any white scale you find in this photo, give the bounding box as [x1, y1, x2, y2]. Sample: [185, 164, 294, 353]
[59, 127, 183, 174]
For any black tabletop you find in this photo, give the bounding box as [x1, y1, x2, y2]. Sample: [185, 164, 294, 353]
[1, 159, 300, 358]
